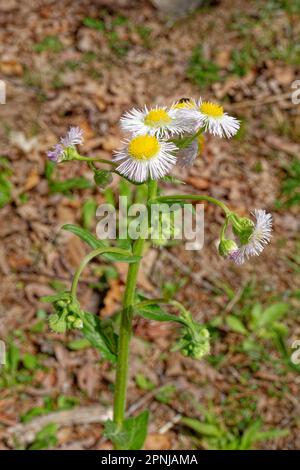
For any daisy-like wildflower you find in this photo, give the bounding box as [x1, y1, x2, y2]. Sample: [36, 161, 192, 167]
[180, 98, 240, 138]
[220, 209, 272, 265]
[47, 127, 84, 163]
[177, 134, 205, 168]
[113, 134, 177, 183]
[60, 126, 84, 147]
[120, 105, 191, 138]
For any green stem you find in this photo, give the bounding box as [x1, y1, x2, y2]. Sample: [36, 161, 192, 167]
[153, 194, 231, 216]
[113, 179, 158, 429]
[74, 155, 118, 167]
[70, 247, 133, 299]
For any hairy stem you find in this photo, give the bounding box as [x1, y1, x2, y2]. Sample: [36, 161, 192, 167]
[153, 194, 231, 216]
[113, 179, 158, 429]
[70, 247, 133, 299]
[74, 155, 118, 167]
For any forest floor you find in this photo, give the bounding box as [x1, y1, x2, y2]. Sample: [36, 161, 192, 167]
[0, 0, 300, 450]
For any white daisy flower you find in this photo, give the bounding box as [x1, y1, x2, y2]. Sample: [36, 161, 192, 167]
[228, 209, 272, 265]
[113, 134, 177, 183]
[47, 126, 84, 163]
[180, 98, 240, 138]
[120, 105, 190, 138]
[60, 126, 84, 147]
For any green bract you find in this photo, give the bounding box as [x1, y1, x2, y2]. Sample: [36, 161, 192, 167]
[218, 239, 238, 257]
[231, 215, 255, 244]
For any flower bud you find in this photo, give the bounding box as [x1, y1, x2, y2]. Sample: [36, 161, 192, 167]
[94, 169, 113, 189]
[49, 313, 67, 333]
[218, 239, 238, 258]
[73, 319, 83, 329]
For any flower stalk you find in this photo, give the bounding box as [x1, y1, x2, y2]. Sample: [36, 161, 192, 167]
[113, 179, 157, 429]
[44, 97, 272, 449]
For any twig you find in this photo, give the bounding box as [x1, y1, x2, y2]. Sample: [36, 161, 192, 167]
[228, 91, 292, 110]
[6, 405, 113, 447]
[224, 285, 244, 313]
[158, 414, 182, 434]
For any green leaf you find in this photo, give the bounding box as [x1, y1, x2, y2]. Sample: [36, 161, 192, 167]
[135, 303, 185, 325]
[44, 161, 55, 180]
[63, 224, 105, 249]
[239, 421, 262, 449]
[67, 338, 91, 350]
[256, 303, 289, 329]
[181, 417, 222, 437]
[21, 406, 49, 423]
[155, 385, 176, 404]
[135, 373, 155, 391]
[255, 428, 289, 442]
[29, 423, 58, 450]
[49, 177, 92, 194]
[239, 421, 289, 450]
[226, 315, 248, 335]
[82, 312, 118, 363]
[82, 199, 97, 230]
[40, 291, 70, 303]
[23, 353, 38, 371]
[162, 175, 186, 185]
[34, 35, 63, 53]
[0, 173, 12, 208]
[104, 410, 149, 450]
[249, 303, 263, 328]
[62, 224, 140, 263]
[83, 17, 105, 31]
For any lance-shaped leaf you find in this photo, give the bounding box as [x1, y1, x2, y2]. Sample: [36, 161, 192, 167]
[62, 224, 140, 263]
[135, 302, 186, 326]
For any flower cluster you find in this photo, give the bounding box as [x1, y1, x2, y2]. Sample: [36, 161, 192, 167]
[42, 292, 84, 333]
[47, 127, 84, 163]
[219, 209, 273, 265]
[174, 309, 210, 359]
[113, 99, 240, 183]
[45, 100, 273, 265]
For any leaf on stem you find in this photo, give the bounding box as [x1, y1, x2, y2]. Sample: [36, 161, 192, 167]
[104, 410, 149, 450]
[82, 312, 118, 363]
[135, 303, 185, 325]
[62, 224, 140, 263]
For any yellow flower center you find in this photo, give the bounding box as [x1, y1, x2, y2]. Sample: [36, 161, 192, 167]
[173, 100, 195, 110]
[128, 135, 160, 160]
[200, 101, 224, 118]
[144, 109, 172, 128]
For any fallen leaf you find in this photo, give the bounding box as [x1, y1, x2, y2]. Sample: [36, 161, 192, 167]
[0, 60, 23, 76]
[185, 176, 210, 190]
[101, 278, 122, 317]
[144, 433, 172, 450]
[23, 168, 40, 192]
